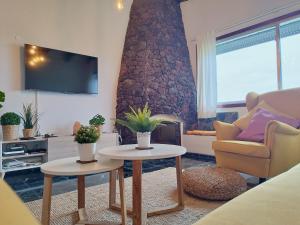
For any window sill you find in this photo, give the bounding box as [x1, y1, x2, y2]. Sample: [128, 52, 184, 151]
[217, 101, 246, 108]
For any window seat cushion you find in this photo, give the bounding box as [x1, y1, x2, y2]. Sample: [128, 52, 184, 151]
[186, 130, 216, 136]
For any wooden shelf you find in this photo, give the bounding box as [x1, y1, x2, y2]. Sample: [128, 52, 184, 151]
[2, 164, 42, 173]
[2, 153, 46, 160]
[1, 137, 47, 144]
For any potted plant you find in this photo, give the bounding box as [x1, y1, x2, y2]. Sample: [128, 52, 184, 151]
[74, 126, 100, 161]
[1, 112, 21, 141]
[0, 91, 5, 110]
[89, 114, 105, 134]
[20, 104, 39, 138]
[116, 103, 164, 149]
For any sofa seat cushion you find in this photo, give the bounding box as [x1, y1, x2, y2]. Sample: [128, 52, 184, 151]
[193, 163, 300, 225]
[213, 140, 270, 158]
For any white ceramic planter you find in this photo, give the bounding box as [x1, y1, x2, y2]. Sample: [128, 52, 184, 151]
[78, 143, 96, 161]
[137, 132, 151, 148]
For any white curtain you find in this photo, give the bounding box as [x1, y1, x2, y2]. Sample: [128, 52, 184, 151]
[196, 31, 217, 118]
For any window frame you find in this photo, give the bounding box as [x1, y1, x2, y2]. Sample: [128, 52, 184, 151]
[216, 9, 300, 107]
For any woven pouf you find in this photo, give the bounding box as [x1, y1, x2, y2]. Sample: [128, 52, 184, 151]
[182, 167, 247, 201]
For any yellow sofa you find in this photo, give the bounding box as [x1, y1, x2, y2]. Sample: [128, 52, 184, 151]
[194, 163, 300, 225]
[213, 88, 300, 178]
[0, 179, 40, 225]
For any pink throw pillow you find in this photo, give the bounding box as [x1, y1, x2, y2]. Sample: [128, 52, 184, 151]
[237, 108, 300, 143]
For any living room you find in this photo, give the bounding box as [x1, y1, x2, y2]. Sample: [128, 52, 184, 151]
[1, 0, 300, 225]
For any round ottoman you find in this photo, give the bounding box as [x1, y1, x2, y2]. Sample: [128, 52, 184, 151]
[182, 167, 247, 201]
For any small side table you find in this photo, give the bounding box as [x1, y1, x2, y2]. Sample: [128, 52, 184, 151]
[98, 144, 187, 225]
[40, 156, 126, 225]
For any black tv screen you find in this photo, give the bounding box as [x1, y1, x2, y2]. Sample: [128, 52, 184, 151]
[24, 44, 98, 94]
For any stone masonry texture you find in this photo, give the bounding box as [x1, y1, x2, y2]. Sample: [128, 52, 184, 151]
[116, 0, 197, 143]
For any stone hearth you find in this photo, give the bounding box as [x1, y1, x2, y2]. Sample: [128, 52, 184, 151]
[116, 0, 197, 144]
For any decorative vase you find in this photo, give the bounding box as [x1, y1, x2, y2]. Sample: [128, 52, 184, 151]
[137, 132, 151, 148]
[2, 125, 19, 141]
[96, 125, 103, 135]
[73, 121, 81, 135]
[23, 128, 34, 138]
[78, 143, 96, 161]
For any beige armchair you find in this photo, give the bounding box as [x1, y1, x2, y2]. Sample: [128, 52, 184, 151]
[213, 88, 300, 179]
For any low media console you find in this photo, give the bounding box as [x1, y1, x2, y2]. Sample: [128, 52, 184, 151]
[0, 133, 119, 178]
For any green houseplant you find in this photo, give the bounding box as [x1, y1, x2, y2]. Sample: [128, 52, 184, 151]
[1, 112, 21, 141]
[116, 103, 164, 148]
[0, 91, 5, 110]
[89, 114, 105, 134]
[75, 126, 100, 161]
[20, 104, 39, 138]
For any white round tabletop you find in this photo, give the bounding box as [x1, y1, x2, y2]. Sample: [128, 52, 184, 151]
[97, 144, 187, 161]
[41, 156, 124, 176]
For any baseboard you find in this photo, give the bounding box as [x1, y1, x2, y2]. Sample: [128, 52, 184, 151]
[183, 152, 216, 162]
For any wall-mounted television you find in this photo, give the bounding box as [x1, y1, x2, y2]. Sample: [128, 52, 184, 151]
[24, 44, 98, 94]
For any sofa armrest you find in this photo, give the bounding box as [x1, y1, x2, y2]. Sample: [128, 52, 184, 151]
[213, 121, 241, 141]
[265, 120, 300, 177]
[0, 180, 40, 225]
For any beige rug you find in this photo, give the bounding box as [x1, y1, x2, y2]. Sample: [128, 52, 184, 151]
[26, 168, 224, 225]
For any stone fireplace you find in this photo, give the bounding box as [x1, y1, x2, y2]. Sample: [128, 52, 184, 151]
[116, 0, 197, 144]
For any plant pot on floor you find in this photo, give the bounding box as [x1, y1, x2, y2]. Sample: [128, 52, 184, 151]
[78, 143, 96, 162]
[2, 125, 19, 141]
[23, 128, 34, 138]
[137, 132, 151, 148]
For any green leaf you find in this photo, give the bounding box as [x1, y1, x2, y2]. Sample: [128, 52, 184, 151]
[116, 103, 166, 133]
[0, 91, 5, 110]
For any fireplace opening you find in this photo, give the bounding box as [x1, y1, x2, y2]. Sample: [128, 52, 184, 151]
[151, 115, 183, 146]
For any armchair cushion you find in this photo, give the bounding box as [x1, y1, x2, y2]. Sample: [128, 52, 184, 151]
[237, 108, 300, 142]
[213, 121, 241, 140]
[234, 101, 294, 130]
[213, 140, 270, 158]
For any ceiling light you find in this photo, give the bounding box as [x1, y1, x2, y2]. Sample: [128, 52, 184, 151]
[116, 0, 124, 11]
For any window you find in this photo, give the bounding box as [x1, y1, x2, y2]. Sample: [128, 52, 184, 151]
[280, 18, 300, 89]
[216, 13, 300, 105]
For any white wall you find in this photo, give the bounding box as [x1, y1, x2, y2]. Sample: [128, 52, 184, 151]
[0, 0, 132, 136]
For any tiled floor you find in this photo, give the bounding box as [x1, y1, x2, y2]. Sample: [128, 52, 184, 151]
[4, 153, 258, 202]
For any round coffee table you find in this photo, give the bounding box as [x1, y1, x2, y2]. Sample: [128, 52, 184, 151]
[40, 156, 126, 225]
[98, 144, 187, 225]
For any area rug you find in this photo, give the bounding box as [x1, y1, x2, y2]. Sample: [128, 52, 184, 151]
[26, 168, 224, 225]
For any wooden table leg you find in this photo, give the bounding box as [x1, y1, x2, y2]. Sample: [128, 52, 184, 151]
[78, 175, 85, 209]
[132, 160, 146, 225]
[118, 167, 127, 225]
[147, 156, 185, 217]
[176, 156, 184, 209]
[41, 175, 53, 225]
[77, 175, 90, 223]
[109, 170, 117, 209]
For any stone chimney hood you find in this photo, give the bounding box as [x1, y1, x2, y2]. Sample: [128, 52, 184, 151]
[116, 0, 197, 143]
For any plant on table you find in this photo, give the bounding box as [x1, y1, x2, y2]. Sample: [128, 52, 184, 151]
[89, 114, 105, 134]
[20, 103, 39, 138]
[75, 126, 100, 162]
[0, 112, 21, 141]
[116, 103, 164, 148]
